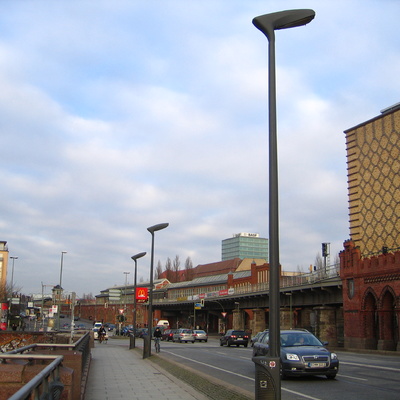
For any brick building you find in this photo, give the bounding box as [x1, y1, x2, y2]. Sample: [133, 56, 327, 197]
[340, 103, 400, 351]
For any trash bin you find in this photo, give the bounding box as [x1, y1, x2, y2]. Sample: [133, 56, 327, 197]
[252, 355, 281, 400]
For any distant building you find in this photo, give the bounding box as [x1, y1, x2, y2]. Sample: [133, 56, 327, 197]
[221, 233, 268, 262]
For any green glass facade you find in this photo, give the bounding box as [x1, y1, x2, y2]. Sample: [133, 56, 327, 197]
[221, 233, 269, 261]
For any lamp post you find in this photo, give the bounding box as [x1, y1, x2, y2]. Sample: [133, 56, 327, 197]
[252, 9, 315, 399]
[57, 251, 67, 330]
[123, 271, 130, 312]
[9, 256, 18, 297]
[143, 222, 169, 359]
[131, 252, 146, 349]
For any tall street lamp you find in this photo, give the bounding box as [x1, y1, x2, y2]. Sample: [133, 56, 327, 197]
[9, 256, 18, 297]
[57, 251, 67, 330]
[131, 252, 146, 349]
[252, 9, 315, 400]
[143, 222, 169, 359]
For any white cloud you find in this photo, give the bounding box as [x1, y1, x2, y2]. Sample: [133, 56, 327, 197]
[1, 0, 398, 296]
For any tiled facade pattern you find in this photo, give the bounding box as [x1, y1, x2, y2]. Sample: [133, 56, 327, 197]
[345, 109, 400, 256]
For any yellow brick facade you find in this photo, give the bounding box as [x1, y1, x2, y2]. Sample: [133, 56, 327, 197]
[344, 107, 400, 256]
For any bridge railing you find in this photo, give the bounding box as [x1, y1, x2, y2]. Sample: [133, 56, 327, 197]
[154, 263, 341, 303]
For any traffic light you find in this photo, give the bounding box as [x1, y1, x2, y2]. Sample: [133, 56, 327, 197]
[322, 243, 329, 257]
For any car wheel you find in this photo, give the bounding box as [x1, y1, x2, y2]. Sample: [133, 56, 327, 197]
[220, 341, 223, 346]
[244, 344, 248, 348]
[227, 343, 231, 347]
[205, 340, 208, 342]
[326, 374, 337, 380]
[192, 341, 195, 343]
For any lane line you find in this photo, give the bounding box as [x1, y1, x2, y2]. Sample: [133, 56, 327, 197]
[163, 350, 322, 400]
[340, 361, 400, 372]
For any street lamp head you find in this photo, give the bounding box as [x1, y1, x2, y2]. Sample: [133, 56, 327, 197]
[147, 222, 169, 234]
[131, 252, 147, 261]
[253, 9, 315, 40]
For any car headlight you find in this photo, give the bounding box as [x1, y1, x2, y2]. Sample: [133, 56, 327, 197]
[286, 353, 300, 361]
[331, 353, 338, 360]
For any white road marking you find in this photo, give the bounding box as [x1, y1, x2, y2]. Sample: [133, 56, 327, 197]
[163, 350, 323, 400]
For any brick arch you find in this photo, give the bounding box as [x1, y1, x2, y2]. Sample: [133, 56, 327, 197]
[378, 285, 396, 309]
[361, 287, 378, 310]
[377, 286, 397, 349]
[361, 288, 378, 348]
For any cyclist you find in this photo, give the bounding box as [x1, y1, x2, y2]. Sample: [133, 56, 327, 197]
[98, 325, 107, 344]
[153, 327, 162, 353]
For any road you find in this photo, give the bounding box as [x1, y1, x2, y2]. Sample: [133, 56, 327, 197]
[154, 337, 400, 400]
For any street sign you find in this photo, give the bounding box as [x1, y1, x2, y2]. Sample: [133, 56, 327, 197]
[195, 303, 201, 310]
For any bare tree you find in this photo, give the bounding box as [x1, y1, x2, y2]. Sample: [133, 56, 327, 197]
[173, 255, 181, 282]
[164, 257, 174, 282]
[185, 256, 194, 281]
[155, 260, 163, 279]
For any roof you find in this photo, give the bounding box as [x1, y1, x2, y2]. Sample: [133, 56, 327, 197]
[163, 270, 251, 290]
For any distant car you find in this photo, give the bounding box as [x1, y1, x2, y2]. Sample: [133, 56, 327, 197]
[107, 324, 116, 331]
[193, 330, 208, 342]
[162, 329, 175, 341]
[172, 329, 195, 343]
[121, 325, 134, 336]
[252, 329, 339, 379]
[220, 330, 249, 347]
[250, 331, 266, 347]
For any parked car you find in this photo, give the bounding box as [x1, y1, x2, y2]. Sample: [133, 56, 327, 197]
[193, 330, 208, 342]
[172, 329, 195, 343]
[162, 329, 175, 341]
[250, 331, 266, 347]
[252, 329, 339, 379]
[107, 324, 116, 331]
[220, 330, 249, 347]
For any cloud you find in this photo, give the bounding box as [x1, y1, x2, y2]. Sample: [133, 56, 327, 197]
[1, 0, 398, 296]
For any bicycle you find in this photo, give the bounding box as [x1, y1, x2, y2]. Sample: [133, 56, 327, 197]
[99, 331, 107, 344]
[154, 337, 161, 353]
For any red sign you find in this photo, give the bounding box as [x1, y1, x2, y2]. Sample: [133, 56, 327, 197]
[136, 288, 148, 303]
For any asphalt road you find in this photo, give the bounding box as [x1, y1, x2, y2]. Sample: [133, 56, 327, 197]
[153, 337, 400, 400]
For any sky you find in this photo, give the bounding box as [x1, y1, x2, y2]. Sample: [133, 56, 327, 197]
[1, 0, 399, 298]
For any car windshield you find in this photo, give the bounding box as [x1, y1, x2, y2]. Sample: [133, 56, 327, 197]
[281, 332, 322, 347]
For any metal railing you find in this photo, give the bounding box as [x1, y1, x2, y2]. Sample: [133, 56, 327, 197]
[2, 332, 91, 400]
[1, 354, 64, 400]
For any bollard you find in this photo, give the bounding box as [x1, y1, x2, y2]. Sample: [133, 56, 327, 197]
[252, 355, 281, 400]
[143, 335, 150, 358]
[129, 333, 136, 349]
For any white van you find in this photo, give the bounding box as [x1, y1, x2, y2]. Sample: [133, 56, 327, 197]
[156, 320, 170, 328]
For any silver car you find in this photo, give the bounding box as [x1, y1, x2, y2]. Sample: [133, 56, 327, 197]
[172, 329, 195, 343]
[193, 330, 208, 342]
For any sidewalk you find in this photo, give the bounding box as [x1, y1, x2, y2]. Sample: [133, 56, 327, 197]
[85, 337, 208, 400]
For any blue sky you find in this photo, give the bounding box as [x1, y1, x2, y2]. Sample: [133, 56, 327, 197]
[1, 1, 399, 297]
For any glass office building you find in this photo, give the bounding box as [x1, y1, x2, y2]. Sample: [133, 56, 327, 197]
[221, 233, 269, 261]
